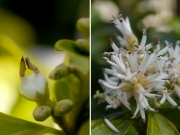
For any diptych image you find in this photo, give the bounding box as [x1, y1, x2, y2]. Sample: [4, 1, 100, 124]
[0, 0, 89, 135]
[0, 0, 180, 135]
[91, 0, 180, 135]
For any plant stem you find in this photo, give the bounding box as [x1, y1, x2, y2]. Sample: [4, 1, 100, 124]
[52, 115, 71, 135]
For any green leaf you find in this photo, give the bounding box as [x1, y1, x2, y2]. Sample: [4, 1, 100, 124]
[147, 112, 179, 135]
[55, 39, 89, 56]
[160, 108, 180, 131]
[105, 111, 125, 120]
[91, 119, 133, 135]
[0, 112, 66, 135]
[76, 18, 89, 37]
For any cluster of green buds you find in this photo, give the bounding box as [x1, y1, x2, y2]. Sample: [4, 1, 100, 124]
[19, 56, 73, 121]
[75, 18, 89, 54]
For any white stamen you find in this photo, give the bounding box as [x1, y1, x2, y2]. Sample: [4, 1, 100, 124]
[159, 92, 167, 105]
[103, 68, 116, 75]
[100, 81, 120, 90]
[119, 18, 132, 36]
[166, 93, 178, 107]
[125, 16, 132, 32]
[139, 108, 146, 123]
[111, 55, 125, 72]
[113, 72, 127, 80]
[157, 45, 169, 56]
[131, 103, 139, 119]
[140, 29, 147, 48]
[110, 39, 119, 52]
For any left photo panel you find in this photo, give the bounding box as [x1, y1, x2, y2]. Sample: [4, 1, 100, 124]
[0, 0, 89, 135]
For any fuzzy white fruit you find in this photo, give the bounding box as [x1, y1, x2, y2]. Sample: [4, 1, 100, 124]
[103, 116, 119, 133]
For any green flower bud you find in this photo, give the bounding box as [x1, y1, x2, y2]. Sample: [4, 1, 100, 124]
[49, 63, 85, 81]
[49, 63, 69, 80]
[33, 105, 51, 121]
[76, 18, 89, 37]
[54, 99, 73, 117]
[19, 56, 49, 102]
[75, 39, 89, 54]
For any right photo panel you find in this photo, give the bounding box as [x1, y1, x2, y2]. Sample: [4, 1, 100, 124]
[91, 0, 180, 135]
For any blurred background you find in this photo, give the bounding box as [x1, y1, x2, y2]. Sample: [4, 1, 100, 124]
[0, 0, 89, 129]
[91, 0, 180, 120]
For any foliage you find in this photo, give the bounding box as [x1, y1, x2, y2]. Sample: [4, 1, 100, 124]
[0, 112, 65, 135]
[92, 119, 133, 135]
[147, 112, 179, 135]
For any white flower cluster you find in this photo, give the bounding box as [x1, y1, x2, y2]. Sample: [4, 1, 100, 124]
[94, 14, 180, 122]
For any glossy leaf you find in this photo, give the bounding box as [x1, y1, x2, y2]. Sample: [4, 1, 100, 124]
[0, 112, 66, 135]
[55, 39, 89, 56]
[91, 119, 133, 135]
[147, 112, 179, 135]
[160, 108, 180, 131]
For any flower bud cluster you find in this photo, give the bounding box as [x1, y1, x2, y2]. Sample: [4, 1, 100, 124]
[19, 56, 73, 121]
[94, 14, 180, 122]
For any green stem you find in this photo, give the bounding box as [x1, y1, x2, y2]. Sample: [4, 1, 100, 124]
[67, 72, 89, 134]
[52, 115, 71, 135]
[67, 64, 85, 81]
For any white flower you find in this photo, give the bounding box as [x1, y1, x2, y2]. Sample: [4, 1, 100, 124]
[111, 14, 138, 50]
[19, 56, 49, 102]
[95, 14, 180, 123]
